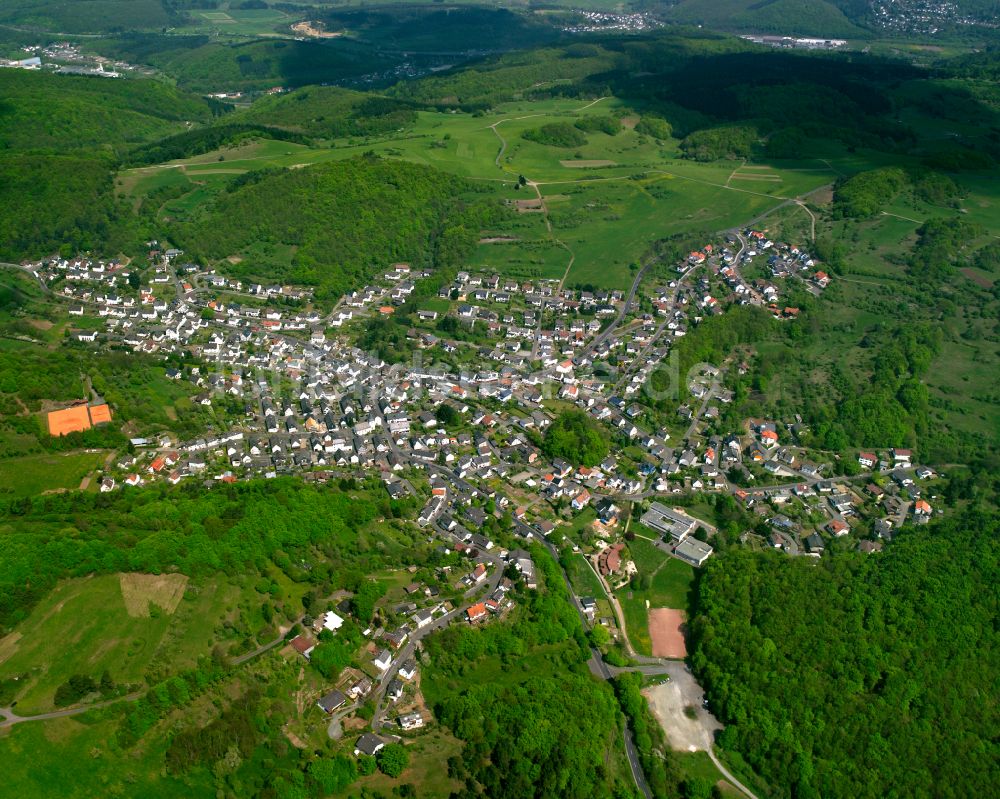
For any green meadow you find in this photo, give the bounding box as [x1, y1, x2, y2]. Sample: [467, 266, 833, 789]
[0, 574, 239, 713]
[0, 451, 107, 498]
[120, 96, 839, 290]
[617, 537, 695, 656]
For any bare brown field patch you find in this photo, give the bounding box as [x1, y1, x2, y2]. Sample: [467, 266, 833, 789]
[961, 268, 994, 288]
[648, 607, 687, 658]
[560, 159, 617, 168]
[730, 174, 782, 182]
[119, 573, 188, 618]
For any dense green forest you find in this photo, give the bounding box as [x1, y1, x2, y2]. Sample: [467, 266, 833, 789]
[174, 156, 503, 302]
[0, 153, 127, 260]
[0, 69, 217, 261]
[522, 121, 588, 148]
[0, 0, 170, 34]
[690, 507, 1000, 799]
[424, 547, 643, 799]
[663, 0, 866, 37]
[316, 5, 562, 53]
[0, 70, 214, 153]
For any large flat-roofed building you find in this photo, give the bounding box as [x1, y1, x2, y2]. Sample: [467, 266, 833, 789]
[674, 537, 714, 567]
[640, 502, 698, 542]
[47, 403, 113, 436]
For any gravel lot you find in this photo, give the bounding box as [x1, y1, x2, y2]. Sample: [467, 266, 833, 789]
[643, 664, 722, 752]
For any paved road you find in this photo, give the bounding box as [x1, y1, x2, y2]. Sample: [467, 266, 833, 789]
[708, 748, 760, 799]
[370, 551, 503, 732]
[577, 256, 657, 363]
[231, 633, 287, 665]
[0, 692, 142, 729]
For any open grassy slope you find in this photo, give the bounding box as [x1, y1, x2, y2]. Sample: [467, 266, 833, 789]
[0, 573, 238, 713]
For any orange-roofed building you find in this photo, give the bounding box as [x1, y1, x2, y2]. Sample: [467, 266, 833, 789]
[466, 603, 487, 623]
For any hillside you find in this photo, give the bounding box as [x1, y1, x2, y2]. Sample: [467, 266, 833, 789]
[90, 34, 393, 93]
[0, 153, 128, 260]
[227, 85, 418, 139]
[691, 508, 1000, 799]
[664, 0, 867, 37]
[0, 0, 170, 34]
[0, 69, 214, 153]
[172, 157, 499, 301]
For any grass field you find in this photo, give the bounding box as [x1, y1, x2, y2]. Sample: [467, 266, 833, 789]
[179, 7, 297, 37]
[0, 451, 107, 497]
[617, 538, 695, 656]
[353, 729, 463, 797]
[564, 553, 606, 599]
[0, 715, 211, 799]
[0, 574, 238, 713]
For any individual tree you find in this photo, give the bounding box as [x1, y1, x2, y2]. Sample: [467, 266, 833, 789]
[377, 743, 409, 777]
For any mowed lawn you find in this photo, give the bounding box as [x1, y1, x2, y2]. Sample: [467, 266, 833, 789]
[0, 450, 107, 497]
[0, 574, 237, 713]
[617, 537, 695, 656]
[353, 729, 463, 798]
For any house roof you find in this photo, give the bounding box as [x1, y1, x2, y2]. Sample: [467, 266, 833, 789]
[355, 733, 385, 756]
[289, 634, 316, 655]
[318, 690, 346, 712]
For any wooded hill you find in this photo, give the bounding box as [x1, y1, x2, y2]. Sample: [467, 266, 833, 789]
[690, 507, 1000, 799]
[172, 156, 503, 302]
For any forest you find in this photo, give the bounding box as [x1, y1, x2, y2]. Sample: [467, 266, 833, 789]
[424, 547, 640, 799]
[542, 409, 611, 467]
[173, 156, 503, 303]
[689, 507, 1000, 799]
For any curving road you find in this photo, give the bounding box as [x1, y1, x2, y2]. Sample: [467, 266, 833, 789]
[0, 692, 142, 730]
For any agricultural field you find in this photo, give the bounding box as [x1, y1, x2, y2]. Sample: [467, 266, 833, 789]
[120, 96, 839, 290]
[179, 7, 298, 37]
